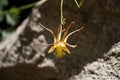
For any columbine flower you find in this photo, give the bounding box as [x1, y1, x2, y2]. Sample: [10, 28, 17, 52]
[39, 22, 84, 58]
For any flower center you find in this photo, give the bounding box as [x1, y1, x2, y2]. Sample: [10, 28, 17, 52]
[54, 41, 65, 48]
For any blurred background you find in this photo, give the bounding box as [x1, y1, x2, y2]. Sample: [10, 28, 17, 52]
[0, 0, 38, 41]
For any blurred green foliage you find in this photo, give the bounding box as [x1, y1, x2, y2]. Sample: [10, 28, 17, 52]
[0, 0, 36, 41]
[0, 0, 8, 22]
[6, 7, 20, 26]
[0, 0, 8, 10]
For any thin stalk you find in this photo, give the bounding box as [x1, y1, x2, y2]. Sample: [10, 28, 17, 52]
[74, 0, 84, 8]
[60, 0, 64, 24]
[0, 1, 37, 14]
[60, 0, 84, 24]
[18, 2, 37, 10]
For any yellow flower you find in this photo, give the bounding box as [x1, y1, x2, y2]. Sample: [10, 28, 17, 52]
[39, 22, 84, 58]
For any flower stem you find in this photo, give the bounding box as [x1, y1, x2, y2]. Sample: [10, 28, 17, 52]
[60, 0, 84, 24]
[60, 0, 64, 24]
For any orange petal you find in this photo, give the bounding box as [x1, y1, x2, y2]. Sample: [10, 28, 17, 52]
[64, 27, 84, 42]
[57, 22, 63, 41]
[62, 21, 74, 41]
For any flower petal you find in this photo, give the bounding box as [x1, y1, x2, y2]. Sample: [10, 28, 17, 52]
[64, 27, 84, 42]
[66, 43, 77, 48]
[62, 21, 74, 41]
[57, 22, 63, 41]
[48, 46, 55, 53]
[55, 51, 65, 58]
[63, 46, 71, 54]
[39, 23, 57, 42]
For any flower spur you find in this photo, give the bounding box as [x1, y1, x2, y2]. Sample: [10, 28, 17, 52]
[39, 22, 84, 58]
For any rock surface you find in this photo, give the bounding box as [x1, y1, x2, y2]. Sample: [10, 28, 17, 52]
[0, 0, 120, 80]
[69, 42, 120, 80]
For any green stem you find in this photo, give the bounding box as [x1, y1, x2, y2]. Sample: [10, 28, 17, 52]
[18, 1, 37, 10]
[60, 0, 84, 24]
[60, 0, 64, 24]
[0, 1, 37, 14]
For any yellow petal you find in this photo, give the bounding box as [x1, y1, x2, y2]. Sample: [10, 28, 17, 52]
[55, 51, 65, 58]
[63, 46, 71, 54]
[48, 46, 55, 53]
